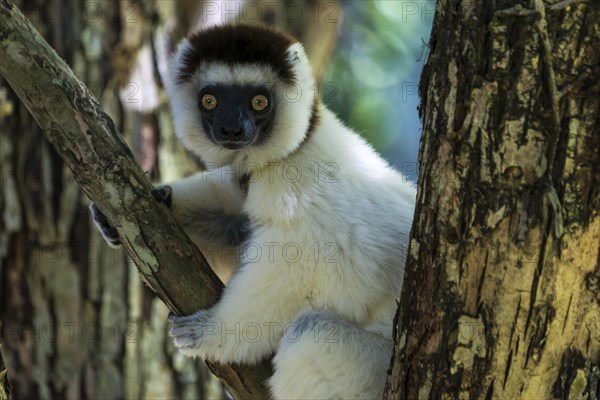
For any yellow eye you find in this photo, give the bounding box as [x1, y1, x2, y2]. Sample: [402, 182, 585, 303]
[251, 94, 269, 111]
[201, 94, 217, 110]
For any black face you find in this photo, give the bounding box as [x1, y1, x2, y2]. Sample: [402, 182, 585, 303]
[197, 84, 275, 150]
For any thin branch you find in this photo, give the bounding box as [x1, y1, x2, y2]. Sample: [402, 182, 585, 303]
[0, 0, 271, 398]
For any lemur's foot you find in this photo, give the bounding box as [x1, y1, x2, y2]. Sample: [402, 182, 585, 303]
[168, 310, 213, 356]
[90, 185, 173, 247]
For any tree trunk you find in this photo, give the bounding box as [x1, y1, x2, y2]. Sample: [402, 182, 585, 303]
[385, 1, 600, 399]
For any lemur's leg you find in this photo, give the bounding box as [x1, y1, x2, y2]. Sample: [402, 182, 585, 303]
[268, 310, 392, 399]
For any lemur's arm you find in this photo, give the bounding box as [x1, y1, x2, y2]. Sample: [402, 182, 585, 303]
[167, 171, 249, 247]
[91, 170, 248, 250]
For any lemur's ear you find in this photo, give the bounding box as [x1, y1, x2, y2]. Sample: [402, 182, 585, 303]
[169, 38, 194, 86]
[286, 42, 308, 65]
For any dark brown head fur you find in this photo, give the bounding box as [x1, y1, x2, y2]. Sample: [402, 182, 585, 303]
[176, 24, 298, 85]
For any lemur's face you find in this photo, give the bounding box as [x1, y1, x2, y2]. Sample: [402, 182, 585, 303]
[197, 83, 275, 150]
[168, 24, 318, 166]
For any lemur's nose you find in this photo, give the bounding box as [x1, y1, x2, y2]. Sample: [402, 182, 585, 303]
[221, 126, 244, 140]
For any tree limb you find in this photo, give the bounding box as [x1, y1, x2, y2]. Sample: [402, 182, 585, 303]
[0, 0, 271, 398]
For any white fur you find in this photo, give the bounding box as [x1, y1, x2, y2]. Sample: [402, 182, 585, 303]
[165, 37, 416, 399]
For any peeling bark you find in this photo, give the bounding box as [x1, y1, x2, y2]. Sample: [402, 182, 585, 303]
[385, 1, 599, 399]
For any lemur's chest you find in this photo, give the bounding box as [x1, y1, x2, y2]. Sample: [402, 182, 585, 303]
[237, 160, 317, 223]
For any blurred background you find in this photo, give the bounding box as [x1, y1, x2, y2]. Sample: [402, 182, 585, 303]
[0, 0, 433, 398]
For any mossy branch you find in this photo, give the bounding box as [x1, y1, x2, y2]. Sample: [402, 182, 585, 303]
[0, 0, 271, 398]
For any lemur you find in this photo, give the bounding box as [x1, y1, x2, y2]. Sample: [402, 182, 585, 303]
[91, 23, 416, 399]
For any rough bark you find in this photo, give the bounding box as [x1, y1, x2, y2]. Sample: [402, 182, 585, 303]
[385, 1, 600, 399]
[0, 348, 9, 399]
[0, 1, 271, 398]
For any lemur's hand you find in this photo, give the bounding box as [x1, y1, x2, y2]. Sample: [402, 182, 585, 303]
[90, 203, 121, 247]
[90, 186, 173, 247]
[151, 186, 173, 207]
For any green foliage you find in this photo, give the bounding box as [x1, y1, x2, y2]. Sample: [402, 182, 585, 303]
[325, 0, 435, 167]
